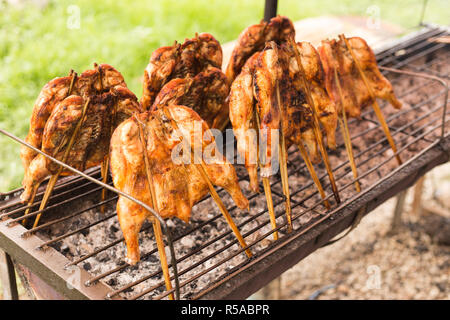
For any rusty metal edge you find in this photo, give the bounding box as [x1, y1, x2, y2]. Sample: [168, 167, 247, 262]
[0, 220, 121, 300]
[196, 136, 450, 300]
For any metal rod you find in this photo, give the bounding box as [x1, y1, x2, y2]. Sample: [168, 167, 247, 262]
[263, 0, 277, 22]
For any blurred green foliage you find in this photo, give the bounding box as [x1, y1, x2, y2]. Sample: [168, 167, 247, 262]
[0, 0, 448, 192]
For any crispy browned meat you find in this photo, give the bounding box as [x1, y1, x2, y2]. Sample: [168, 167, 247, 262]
[225, 15, 295, 83]
[318, 36, 402, 119]
[20, 64, 141, 202]
[151, 67, 229, 129]
[141, 33, 223, 110]
[110, 105, 248, 264]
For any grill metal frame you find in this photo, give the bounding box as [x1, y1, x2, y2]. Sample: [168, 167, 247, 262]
[0, 24, 449, 300]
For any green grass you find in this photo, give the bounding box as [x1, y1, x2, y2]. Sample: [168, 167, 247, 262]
[0, 0, 448, 192]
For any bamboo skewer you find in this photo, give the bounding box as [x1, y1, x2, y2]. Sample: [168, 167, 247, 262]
[162, 107, 252, 258]
[296, 140, 331, 210]
[95, 63, 112, 214]
[339, 34, 402, 166]
[135, 114, 174, 300]
[23, 70, 78, 225]
[289, 38, 341, 205]
[100, 100, 117, 214]
[33, 98, 91, 228]
[275, 83, 292, 233]
[254, 107, 278, 240]
[334, 68, 361, 193]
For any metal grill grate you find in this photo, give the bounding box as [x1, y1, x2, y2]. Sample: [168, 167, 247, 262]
[0, 25, 448, 300]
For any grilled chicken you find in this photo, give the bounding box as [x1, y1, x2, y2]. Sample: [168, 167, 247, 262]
[229, 40, 337, 191]
[318, 36, 402, 118]
[225, 15, 295, 83]
[151, 67, 229, 129]
[20, 64, 141, 202]
[283, 41, 338, 152]
[110, 105, 248, 264]
[141, 33, 223, 110]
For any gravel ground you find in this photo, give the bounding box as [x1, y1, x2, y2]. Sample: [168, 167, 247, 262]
[260, 163, 450, 300]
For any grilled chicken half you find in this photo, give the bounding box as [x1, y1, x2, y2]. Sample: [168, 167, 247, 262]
[229, 41, 337, 192]
[110, 105, 248, 264]
[225, 15, 295, 83]
[151, 67, 230, 130]
[20, 64, 141, 202]
[318, 36, 402, 118]
[141, 33, 223, 110]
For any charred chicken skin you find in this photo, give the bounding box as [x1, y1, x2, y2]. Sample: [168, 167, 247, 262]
[151, 67, 230, 129]
[225, 15, 295, 83]
[318, 36, 402, 119]
[110, 105, 248, 264]
[141, 33, 223, 110]
[20, 64, 141, 202]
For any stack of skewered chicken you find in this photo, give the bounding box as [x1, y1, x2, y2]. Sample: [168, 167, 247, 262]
[19, 15, 402, 299]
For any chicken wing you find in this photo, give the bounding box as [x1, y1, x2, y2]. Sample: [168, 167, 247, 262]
[110, 105, 248, 264]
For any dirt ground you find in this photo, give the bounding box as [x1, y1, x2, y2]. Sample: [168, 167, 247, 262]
[256, 163, 450, 300]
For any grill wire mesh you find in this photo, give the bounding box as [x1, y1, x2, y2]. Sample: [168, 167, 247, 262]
[0, 26, 448, 300]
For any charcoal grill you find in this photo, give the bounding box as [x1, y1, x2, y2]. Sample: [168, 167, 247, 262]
[0, 7, 449, 300]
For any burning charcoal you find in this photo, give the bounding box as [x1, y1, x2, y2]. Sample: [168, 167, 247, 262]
[83, 262, 92, 271]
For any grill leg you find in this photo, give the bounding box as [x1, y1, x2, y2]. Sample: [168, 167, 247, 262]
[391, 190, 407, 232]
[411, 176, 425, 216]
[0, 250, 19, 300]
